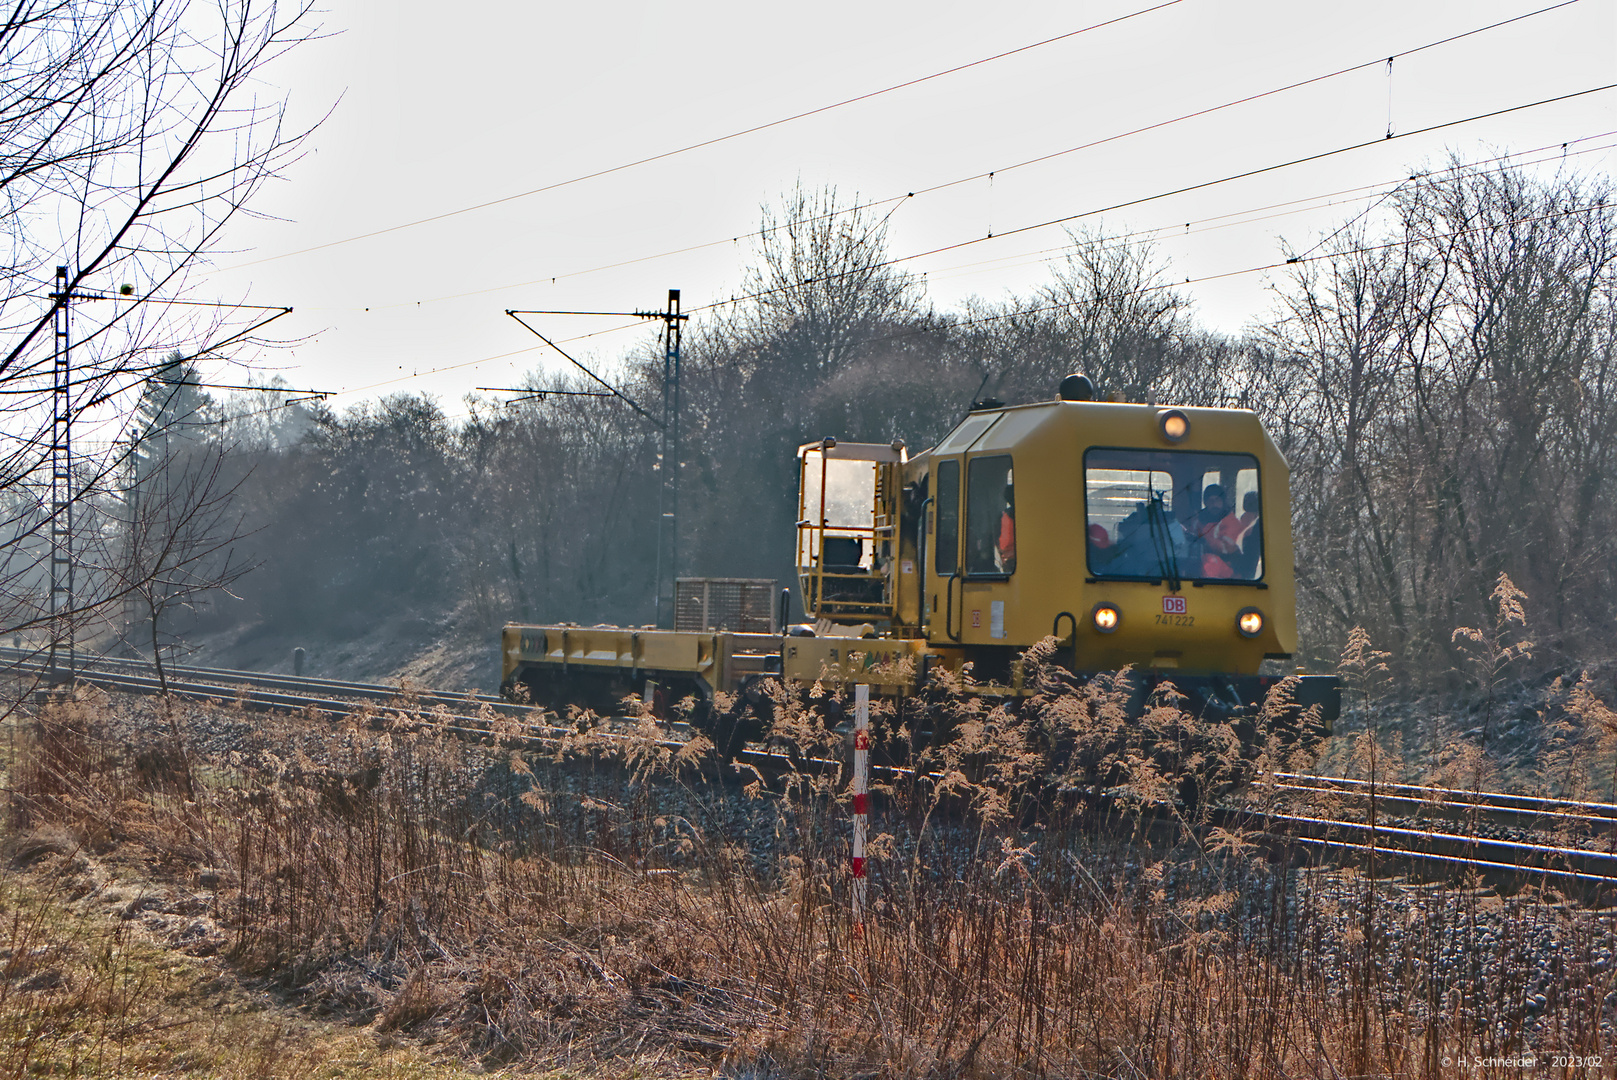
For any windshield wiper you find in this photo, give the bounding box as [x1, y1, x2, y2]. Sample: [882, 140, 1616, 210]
[1144, 491, 1183, 591]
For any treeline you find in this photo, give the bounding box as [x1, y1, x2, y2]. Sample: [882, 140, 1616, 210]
[183, 163, 1614, 688]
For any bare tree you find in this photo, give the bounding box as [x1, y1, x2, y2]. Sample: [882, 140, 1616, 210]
[960, 225, 1196, 406]
[1263, 222, 1429, 656]
[1264, 156, 1617, 679]
[1038, 224, 1191, 402]
[0, 0, 319, 660]
[112, 440, 250, 692]
[723, 182, 924, 387]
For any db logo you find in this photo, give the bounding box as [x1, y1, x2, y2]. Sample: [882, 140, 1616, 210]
[1162, 596, 1187, 615]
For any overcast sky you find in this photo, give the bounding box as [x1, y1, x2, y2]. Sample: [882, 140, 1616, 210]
[199, 0, 1615, 413]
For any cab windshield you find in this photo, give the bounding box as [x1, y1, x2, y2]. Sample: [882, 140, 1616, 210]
[1084, 448, 1263, 583]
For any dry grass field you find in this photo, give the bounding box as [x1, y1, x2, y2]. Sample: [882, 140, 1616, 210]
[2, 645, 1612, 1079]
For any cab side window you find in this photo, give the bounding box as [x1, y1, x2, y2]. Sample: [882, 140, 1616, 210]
[935, 459, 959, 575]
[966, 455, 1014, 576]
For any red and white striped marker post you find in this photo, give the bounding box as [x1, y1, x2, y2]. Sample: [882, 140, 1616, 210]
[851, 682, 870, 927]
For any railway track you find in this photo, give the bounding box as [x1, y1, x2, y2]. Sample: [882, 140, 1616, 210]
[1269, 771, 1617, 834]
[1215, 804, 1617, 894]
[1243, 773, 1617, 899]
[0, 647, 515, 717]
[0, 647, 794, 776]
[7, 649, 1614, 895]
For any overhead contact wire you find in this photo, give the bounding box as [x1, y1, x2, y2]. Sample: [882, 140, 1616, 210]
[340, 0, 1590, 312]
[923, 136, 1617, 283]
[682, 84, 1617, 318]
[860, 200, 1615, 348]
[900, 0, 1587, 203]
[451, 201, 1612, 424]
[324, 129, 1616, 399]
[222, 0, 1192, 270]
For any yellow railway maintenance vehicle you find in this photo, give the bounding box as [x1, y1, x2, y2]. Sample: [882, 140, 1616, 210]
[501, 375, 1340, 731]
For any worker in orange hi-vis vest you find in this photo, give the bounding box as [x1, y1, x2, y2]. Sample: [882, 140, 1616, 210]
[1215, 491, 1258, 550]
[1216, 491, 1261, 578]
[997, 483, 1016, 573]
[1194, 484, 1236, 578]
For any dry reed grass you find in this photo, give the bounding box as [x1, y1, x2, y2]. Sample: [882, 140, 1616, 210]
[5, 645, 1611, 1079]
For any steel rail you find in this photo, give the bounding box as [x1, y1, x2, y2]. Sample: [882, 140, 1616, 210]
[1225, 809, 1617, 879]
[9, 656, 832, 785]
[1272, 771, 1617, 821]
[0, 646, 513, 714]
[1262, 780, 1617, 836]
[38, 665, 566, 739]
[1271, 835, 1617, 892]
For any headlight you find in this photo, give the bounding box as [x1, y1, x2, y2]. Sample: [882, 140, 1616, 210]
[1158, 409, 1190, 443]
[1092, 603, 1121, 634]
[1237, 608, 1264, 638]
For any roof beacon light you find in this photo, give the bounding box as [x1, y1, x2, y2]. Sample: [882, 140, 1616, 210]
[1060, 373, 1096, 401]
[1158, 409, 1190, 443]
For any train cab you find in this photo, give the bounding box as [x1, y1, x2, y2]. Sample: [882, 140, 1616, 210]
[787, 380, 1336, 725]
[917, 394, 1292, 665]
